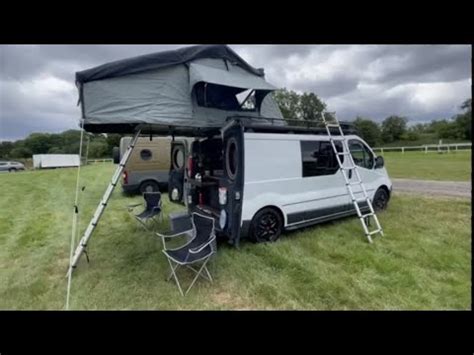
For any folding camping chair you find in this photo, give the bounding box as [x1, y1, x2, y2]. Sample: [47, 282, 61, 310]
[156, 212, 217, 296]
[127, 192, 163, 232]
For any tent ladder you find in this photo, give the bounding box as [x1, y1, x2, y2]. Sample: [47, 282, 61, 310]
[321, 112, 384, 243]
[67, 130, 141, 276]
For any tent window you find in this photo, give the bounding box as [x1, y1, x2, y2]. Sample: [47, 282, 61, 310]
[194, 82, 257, 112]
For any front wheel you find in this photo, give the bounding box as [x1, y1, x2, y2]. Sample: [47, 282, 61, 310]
[249, 208, 283, 243]
[373, 188, 389, 211]
[9, 168, 17, 173]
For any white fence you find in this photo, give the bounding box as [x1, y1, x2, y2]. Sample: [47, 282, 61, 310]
[373, 143, 472, 154]
[85, 158, 114, 164]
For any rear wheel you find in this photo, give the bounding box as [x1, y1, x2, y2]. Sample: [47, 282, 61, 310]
[139, 180, 160, 193]
[249, 208, 283, 243]
[9, 168, 17, 173]
[373, 188, 389, 211]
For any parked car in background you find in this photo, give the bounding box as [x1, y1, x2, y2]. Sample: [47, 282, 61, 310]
[115, 136, 193, 195]
[0, 161, 26, 172]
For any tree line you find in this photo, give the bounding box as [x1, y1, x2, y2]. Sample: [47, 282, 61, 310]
[0, 130, 122, 160]
[0, 90, 471, 160]
[273, 89, 471, 147]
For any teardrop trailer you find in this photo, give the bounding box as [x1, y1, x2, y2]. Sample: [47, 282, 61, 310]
[67, 45, 392, 276]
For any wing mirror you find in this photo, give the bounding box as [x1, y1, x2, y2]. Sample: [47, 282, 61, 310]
[375, 156, 384, 169]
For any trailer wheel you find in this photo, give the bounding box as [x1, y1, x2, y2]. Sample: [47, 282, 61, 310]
[373, 188, 389, 211]
[139, 180, 160, 193]
[249, 207, 283, 243]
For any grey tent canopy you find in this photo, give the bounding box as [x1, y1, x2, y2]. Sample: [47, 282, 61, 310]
[76, 45, 284, 134]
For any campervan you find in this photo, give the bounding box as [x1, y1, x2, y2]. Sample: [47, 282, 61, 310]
[169, 120, 392, 246]
[117, 136, 193, 194]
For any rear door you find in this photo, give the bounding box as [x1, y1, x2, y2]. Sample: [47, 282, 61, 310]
[168, 140, 187, 204]
[222, 122, 245, 246]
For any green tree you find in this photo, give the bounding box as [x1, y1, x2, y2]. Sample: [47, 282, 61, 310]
[272, 88, 301, 120]
[353, 117, 382, 146]
[299, 92, 326, 121]
[454, 98, 472, 140]
[273, 88, 328, 126]
[381, 116, 408, 143]
[0, 141, 14, 158]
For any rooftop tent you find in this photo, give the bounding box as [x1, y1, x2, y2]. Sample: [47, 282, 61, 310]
[76, 45, 284, 134]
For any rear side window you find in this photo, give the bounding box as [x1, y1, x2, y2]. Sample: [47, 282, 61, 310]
[349, 140, 374, 169]
[300, 140, 343, 177]
[140, 149, 152, 161]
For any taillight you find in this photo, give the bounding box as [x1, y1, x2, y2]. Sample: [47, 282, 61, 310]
[123, 170, 128, 184]
[199, 192, 204, 205]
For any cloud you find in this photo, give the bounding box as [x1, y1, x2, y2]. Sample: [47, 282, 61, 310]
[0, 44, 471, 140]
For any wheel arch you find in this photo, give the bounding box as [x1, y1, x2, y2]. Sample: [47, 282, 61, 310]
[251, 205, 286, 226]
[378, 184, 391, 200]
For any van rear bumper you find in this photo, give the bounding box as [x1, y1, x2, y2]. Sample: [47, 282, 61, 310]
[121, 183, 140, 193]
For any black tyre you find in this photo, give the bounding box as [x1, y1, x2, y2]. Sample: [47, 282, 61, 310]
[9, 168, 17, 173]
[139, 180, 160, 193]
[373, 188, 389, 211]
[249, 208, 283, 243]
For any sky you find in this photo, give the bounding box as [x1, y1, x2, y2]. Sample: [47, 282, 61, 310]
[0, 44, 471, 141]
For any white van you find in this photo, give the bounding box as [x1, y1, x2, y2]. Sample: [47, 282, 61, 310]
[170, 119, 392, 245]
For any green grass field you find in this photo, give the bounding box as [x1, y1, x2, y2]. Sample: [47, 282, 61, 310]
[382, 150, 471, 181]
[0, 164, 470, 310]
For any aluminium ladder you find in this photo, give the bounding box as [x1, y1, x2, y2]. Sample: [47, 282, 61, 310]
[67, 130, 141, 275]
[320, 112, 383, 243]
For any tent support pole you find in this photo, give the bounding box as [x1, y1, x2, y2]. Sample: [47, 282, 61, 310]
[66, 129, 141, 277]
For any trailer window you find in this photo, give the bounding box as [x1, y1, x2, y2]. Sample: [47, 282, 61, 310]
[300, 141, 343, 177]
[140, 149, 152, 161]
[349, 140, 374, 169]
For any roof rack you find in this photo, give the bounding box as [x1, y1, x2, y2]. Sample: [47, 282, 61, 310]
[226, 115, 358, 135]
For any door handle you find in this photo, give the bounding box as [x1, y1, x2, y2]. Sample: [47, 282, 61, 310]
[348, 169, 352, 179]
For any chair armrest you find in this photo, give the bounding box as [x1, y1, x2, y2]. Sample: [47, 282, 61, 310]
[156, 229, 193, 239]
[156, 229, 194, 249]
[189, 234, 216, 254]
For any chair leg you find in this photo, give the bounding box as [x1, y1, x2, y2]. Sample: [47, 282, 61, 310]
[204, 265, 213, 282]
[167, 263, 180, 282]
[184, 258, 211, 296]
[166, 258, 184, 296]
[185, 265, 211, 282]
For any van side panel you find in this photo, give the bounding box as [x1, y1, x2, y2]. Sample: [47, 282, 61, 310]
[242, 133, 351, 230]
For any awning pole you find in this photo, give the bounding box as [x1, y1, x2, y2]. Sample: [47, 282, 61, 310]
[66, 119, 85, 310]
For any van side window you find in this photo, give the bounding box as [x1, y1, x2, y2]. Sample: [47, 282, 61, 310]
[300, 141, 343, 177]
[140, 149, 152, 161]
[349, 140, 374, 169]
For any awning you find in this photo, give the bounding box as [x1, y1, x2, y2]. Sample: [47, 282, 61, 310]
[189, 63, 276, 92]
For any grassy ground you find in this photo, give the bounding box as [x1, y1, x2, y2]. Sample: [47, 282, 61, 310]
[382, 150, 471, 181]
[0, 164, 471, 310]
